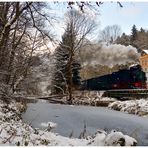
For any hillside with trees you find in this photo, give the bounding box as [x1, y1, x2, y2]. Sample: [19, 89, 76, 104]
[116, 25, 148, 52]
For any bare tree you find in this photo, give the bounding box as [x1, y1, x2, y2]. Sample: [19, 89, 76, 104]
[0, 2, 55, 97]
[52, 10, 97, 104]
[99, 25, 122, 44]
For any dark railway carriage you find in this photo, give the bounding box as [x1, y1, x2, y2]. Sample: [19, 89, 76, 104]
[81, 64, 147, 90]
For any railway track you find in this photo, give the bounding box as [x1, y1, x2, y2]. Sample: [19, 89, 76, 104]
[42, 89, 148, 101]
[103, 89, 148, 100]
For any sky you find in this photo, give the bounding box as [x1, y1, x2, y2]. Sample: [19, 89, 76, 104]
[47, 1, 148, 51]
[99, 2, 148, 35]
[49, 2, 148, 37]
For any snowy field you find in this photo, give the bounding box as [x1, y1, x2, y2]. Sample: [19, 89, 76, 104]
[0, 100, 137, 146]
[109, 99, 148, 117]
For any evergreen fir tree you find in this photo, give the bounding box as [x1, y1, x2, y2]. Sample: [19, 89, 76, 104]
[51, 47, 69, 94]
[140, 27, 145, 33]
[51, 25, 81, 94]
[131, 24, 138, 42]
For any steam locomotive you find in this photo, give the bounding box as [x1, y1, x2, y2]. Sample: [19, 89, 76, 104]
[81, 64, 147, 90]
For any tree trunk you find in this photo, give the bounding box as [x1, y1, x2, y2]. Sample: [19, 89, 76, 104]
[67, 53, 73, 104]
[0, 24, 10, 69]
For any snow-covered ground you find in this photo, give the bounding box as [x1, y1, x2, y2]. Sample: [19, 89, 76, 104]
[109, 99, 148, 117]
[0, 99, 137, 146]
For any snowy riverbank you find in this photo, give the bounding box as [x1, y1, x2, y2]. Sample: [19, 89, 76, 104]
[0, 99, 137, 146]
[109, 99, 148, 117]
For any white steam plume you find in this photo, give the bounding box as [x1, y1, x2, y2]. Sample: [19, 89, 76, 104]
[81, 43, 140, 67]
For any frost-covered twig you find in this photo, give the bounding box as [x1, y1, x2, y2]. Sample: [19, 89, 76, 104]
[3, 129, 16, 144]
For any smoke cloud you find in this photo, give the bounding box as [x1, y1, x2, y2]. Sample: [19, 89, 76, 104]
[80, 43, 140, 67]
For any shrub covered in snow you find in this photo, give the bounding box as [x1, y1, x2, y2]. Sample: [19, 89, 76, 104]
[86, 129, 137, 146]
[109, 99, 148, 117]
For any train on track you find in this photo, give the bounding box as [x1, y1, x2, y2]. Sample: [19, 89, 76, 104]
[81, 64, 147, 91]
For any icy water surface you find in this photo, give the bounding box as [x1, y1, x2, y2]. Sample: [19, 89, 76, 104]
[22, 100, 148, 146]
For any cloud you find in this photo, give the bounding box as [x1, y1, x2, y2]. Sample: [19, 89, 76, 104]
[121, 7, 142, 17]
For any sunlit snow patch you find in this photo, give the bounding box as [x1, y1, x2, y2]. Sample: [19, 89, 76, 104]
[41, 122, 57, 128]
